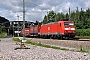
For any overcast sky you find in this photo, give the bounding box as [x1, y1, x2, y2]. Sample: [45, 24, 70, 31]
[0, 0, 90, 22]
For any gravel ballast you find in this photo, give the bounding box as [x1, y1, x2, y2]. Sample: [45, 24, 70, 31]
[0, 38, 90, 60]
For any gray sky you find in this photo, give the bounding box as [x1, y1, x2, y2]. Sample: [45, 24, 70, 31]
[0, 0, 90, 22]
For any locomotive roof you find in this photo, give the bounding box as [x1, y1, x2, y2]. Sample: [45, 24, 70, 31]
[42, 19, 73, 26]
[42, 22, 57, 25]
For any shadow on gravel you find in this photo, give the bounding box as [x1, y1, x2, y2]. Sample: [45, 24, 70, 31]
[14, 47, 30, 50]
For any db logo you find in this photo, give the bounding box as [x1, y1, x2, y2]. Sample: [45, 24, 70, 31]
[48, 27, 50, 30]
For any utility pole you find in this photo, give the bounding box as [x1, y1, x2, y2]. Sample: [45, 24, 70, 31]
[47, 11, 48, 23]
[69, 7, 71, 21]
[23, 0, 25, 40]
[76, 7, 79, 20]
[13, 23, 14, 37]
[55, 13, 56, 22]
[14, 0, 30, 50]
[17, 14, 19, 37]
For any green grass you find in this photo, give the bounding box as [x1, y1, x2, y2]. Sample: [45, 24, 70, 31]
[26, 40, 68, 50]
[75, 36, 90, 39]
[0, 32, 7, 38]
[12, 38, 68, 51]
[77, 47, 88, 53]
[76, 45, 88, 53]
[12, 38, 89, 52]
[13, 38, 22, 42]
[77, 50, 88, 52]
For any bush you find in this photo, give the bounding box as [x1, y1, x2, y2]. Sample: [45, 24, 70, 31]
[0, 32, 7, 38]
[76, 29, 90, 36]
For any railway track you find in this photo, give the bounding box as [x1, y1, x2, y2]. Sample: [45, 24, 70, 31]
[25, 37, 90, 50]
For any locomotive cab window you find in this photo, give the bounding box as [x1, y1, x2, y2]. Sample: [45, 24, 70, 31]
[64, 22, 74, 26]
[64, 22, 69, 26]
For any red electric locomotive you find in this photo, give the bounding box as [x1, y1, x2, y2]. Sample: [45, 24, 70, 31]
[20, 19, 75, 39]
[40, 19, 75, 39]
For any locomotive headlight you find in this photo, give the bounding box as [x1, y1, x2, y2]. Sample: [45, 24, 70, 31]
[65, 28, 75, 30]
[71, 28, 75, 30]
[65, 28, 69, 30]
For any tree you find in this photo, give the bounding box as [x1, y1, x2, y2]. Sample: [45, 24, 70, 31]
[65, 13, 69, 18]
[42, 8, 90, 29]
[34, 20, 40, 25]
[43, 10, 56, 23]
[43, 15, 48, 24]
[0, 16, 10, 27]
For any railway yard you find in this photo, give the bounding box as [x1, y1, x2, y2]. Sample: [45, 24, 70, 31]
[0, 37, 90, 60]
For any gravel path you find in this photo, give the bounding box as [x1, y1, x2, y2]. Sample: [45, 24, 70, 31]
[0, 38, 90, 60]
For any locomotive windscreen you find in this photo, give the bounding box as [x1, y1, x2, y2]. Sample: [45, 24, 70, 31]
[64, 22, 74, 26]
